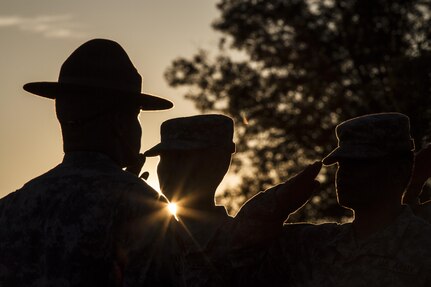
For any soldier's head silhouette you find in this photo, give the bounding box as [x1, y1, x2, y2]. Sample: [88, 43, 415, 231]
[24, 38, 173, 167]
[145, 114, 235, 211]
[323, 113, 415, 214]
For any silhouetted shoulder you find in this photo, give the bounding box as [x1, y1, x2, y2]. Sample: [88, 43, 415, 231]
[280, 207, 431, 287]
[281, 222, 341, 244]
[0, 152, 161, 287]
[397, 208, 431, 258]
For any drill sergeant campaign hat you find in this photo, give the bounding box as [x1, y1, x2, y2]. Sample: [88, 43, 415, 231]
[145, 114, 236, 157]
[23, 39, 173, 124]
[323, 112, 415, 165]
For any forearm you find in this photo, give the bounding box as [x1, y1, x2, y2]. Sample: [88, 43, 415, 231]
[228, 188, 285, 249]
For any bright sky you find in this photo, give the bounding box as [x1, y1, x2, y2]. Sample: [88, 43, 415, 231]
[0, 0, 220, 198]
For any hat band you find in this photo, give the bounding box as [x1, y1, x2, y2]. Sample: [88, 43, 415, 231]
[338, 139, 415, 152]
[160, 138, 236, 153]
[59, 76, 141, 94]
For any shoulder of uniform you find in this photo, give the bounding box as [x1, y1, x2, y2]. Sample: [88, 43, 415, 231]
[284, 221, 341, 233]
[118, 172, 160, 197]
[406, 213, 431, 236]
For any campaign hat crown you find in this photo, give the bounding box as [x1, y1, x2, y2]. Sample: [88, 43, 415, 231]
[23, 38, 173, 111]
[145, 114, 236, 156]
[323, 112, 415, 165]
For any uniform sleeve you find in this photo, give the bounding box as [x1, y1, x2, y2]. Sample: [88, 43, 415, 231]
[228, 185, 287, 250]
[213, 185, 292, 283]
[226, 222, 318, 286]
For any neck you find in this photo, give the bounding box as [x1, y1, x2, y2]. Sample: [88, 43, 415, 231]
[352, 199, 402, 240]
[176, 187, 223, 230]
[185, 188, 217, 210]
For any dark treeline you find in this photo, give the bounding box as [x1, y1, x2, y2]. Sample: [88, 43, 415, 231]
[165, 0, 431, 221]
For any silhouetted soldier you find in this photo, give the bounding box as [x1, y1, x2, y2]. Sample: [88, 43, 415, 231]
[145, 114, 236, 286]
[0, 39, 175, 287]
[145, 114, 321, 287]
[256, 113, 431, 286]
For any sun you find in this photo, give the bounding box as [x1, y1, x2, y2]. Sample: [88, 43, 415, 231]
[167, 202, 178, 220]
[168, 202, 178, 215]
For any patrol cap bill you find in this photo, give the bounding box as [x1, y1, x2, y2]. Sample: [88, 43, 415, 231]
[323, 112, 415, 165]
[145, 114, 236, 157]
[23, 38, 173, 111]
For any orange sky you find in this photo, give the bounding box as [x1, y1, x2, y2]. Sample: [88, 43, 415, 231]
[0, 0, 221, 198]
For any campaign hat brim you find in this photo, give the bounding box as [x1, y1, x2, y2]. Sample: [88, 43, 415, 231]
[23, 81, 173, 111]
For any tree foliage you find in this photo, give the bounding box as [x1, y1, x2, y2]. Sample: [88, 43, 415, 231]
[165, 0, 431, 221]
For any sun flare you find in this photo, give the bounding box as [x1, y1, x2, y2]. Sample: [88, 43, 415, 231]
[168, 202, 178, 218]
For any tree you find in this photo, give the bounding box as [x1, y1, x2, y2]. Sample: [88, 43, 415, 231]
[165, 0, 431, 221]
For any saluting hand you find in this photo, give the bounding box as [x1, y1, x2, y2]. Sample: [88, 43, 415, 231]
[274, 161, 322, 217]
[125, 153, 150, 180]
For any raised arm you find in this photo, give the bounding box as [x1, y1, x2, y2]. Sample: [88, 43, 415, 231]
[229, 161, 322, 248]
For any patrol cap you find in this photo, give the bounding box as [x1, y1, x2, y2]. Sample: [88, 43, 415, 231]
[23, 38, 173, 112]
[323, 112, 415, 165]
[145, 114, 236, 157]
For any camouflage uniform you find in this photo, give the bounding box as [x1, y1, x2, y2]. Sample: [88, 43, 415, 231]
[224, 185, 294, 287]
[168, 206, 233, 287]
[0, 152, 172, 287]
[225, 192, 431, 287]
[277, 206, 431, 286]
[178, 203, 280, 287]
[413, 203, 431, 222]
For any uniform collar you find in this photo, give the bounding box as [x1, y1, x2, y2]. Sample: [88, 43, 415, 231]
[62, 151, 120, 168]
[177, 205, 229, 252]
